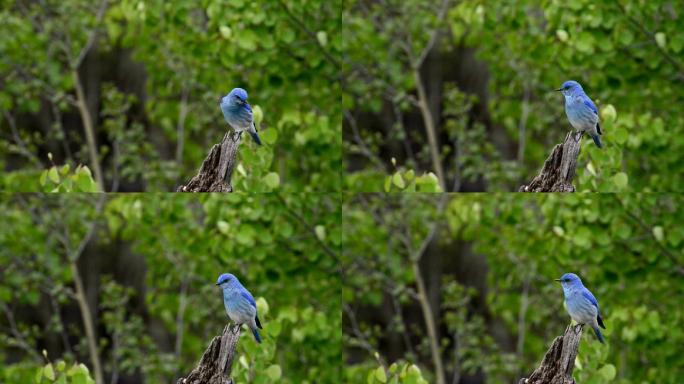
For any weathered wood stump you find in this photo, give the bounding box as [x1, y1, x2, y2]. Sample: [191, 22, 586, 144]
[177, 132, 241, 192]
[518, 324, 584, 384]
[519, 131, 583, 192]
[176, 325, 241, 384]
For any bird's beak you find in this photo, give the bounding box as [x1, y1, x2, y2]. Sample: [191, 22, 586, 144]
[555, 88, 562, 92]
[215, 282, 220, 286]
[554, 278, 561, 282]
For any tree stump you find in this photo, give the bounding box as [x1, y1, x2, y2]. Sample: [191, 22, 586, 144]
[176, 325, 241, 384]
[177, 132, 241, 192]
[518, 324, 584, 384]
[519, 131, 583, 192]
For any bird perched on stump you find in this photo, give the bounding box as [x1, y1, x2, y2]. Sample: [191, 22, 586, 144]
[556, 273, 606, 343]
[216, 273, 263, 343]
[220, 88, 262, 145]
[557, 80, 603, 148]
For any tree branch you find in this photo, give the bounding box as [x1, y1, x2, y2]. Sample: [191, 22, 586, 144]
[58, 195, 106, 384]
[73, 0, 109, 69]
[398, 195, 448, 384]
[518, 324, 584, 384]
[413, 69, 446, 191]
[519, 131, 583, 192]
[177, 325, 241, 384]
[72, 69, 104, 191]
[177, 132, 241, 192]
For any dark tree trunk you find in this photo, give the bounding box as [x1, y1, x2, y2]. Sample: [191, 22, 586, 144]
[177, 132, 241, 192]
[518, 324, 584, 384]
[519, 131, 583, 192]
[176, 325, 241, 384]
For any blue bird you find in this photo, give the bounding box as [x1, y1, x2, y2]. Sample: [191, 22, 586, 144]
[557, 80, 603, 148]
[216, 273, 263, 344]
[219, 88, 262, 145]
[556, 273, 606, 344]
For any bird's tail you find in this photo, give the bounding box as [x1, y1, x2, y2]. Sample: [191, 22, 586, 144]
[590, 133, 603, 149]
[592, 326, 605, 344]
[249, 129, 262, 146]
[252, 327, 262, 344]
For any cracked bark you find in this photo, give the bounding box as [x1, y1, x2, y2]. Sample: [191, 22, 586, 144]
[518, 324, 584, 384]
[177, 132, 241, 192]
[176, 325, 241, 384]
[519, 131, 583, 192]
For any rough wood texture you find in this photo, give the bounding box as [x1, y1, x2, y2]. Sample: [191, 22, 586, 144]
[176, 325, 241, 384]
[177, 132, 241, 192]
[519, 131, 583, 192]
[518, 324, 584, 384]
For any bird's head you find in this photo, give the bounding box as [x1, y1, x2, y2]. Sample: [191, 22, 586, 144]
[220, 87, 249, 106]
[555, 272, 582, 289]
[556, 80, 583, 96]
[216, 273, 238, 288]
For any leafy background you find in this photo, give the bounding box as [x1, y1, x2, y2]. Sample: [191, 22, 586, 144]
[0, 0, 341, 192]
[0, 193, 341, 383]
[343, 0, 684, 192]
[343, 193, 684, 383]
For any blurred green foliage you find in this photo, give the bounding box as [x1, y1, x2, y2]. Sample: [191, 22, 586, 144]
[0, 193, 341, 383]
[0, 0, 341, 192]
[343, 0, 684, 192]
[343, 193, 684, 383]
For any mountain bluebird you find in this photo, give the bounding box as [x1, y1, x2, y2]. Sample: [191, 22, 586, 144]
[216, 273, 263, 344]
[557, 80, 603, 148]
[219, 88, 262, 145]
[556, 273, 606, 343]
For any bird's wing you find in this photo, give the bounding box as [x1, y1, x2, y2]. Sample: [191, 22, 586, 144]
[581, 288, 605, 327]
[582, 96, 598, 116]
[581, 288, 599, 310]
[240, 290, 257, 308]
[243, 102, 252, 113]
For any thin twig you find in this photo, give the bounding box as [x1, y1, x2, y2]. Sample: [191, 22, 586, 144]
[73, 0, 110, 69]
[275, 0, 340, 70]
[276, 194, 339, 262]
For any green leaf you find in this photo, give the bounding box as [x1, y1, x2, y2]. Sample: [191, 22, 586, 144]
[374, 366, 387, 383]
[256, 297, 269, 316]
[601, 104, 617, 123]
[574, 32, 595, 53]
[316, 31, 328, 47]
[652, 226, 664, 242]
[219, 26, 232, 39]
[252, 105, 264, 125]
[263, 172, 280, 189]
[217, 220, 230, 235]
[556, 29, 568, 42]
[43, 364, 55, 380]
[611, 172, 628, 190]
[655, 32, 666, 49]
[266, 365, 282, 380]
[552, 226, 565, 237]
[40, 170, 48, 186]
[392, 172, 405, 189]
[48, 167, 60, 183]
[598, 364, 616, 380]
[260, 127, 277, 145]
[72, 373, 87, 384]
[314, 225, 326, 241]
